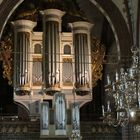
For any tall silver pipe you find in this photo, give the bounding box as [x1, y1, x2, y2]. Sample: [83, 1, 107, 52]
[69, 21, 93, 88]
[12, 20, 36, 95]
[41, 9, 65, 92]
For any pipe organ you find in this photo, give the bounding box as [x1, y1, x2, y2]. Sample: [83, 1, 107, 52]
[12, 9, 93, 138]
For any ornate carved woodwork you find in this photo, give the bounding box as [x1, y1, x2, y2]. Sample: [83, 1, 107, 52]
[91, 37, 105, 87]
[0, 34, 13, 85]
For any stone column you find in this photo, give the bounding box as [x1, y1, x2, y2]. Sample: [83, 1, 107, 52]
[12, 20, 36, 95]
[41, 9, 65, 94]
[70, 21, 93, 94]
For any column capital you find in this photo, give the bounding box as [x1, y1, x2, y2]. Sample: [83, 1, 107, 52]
[40, 9, 65, 22]
[69, 21, 94, 34]
[11, 19, 37, 32]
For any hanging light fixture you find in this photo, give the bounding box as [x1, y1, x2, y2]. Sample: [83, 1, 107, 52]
[102, 46, 140, 127]
[102, 0, 140, 128]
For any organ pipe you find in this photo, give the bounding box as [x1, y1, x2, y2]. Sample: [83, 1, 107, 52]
[70, 21, 93, 94]
[12, 20, 36, 95]
[41, 9, 65, 94]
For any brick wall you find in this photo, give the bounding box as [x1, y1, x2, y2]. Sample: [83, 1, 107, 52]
[81, 122, 122, 140]
[1, 119, 140, 139]
[0, 120, 122, 140]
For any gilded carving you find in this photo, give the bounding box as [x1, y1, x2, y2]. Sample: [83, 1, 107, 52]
[91, 37, 105, 87]
[63, 58, 72, 62]
[0, 35, 13, 85]
[16, 9, 38, 21]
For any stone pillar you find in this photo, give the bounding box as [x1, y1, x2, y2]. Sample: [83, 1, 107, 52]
[12, 20, 36, 95]
[70, 21, 93, 95]
[41, 9, 65, 95]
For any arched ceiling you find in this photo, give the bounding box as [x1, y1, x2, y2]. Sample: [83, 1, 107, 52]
[0, 0, 131, 46]
[0, 0, 133, 57]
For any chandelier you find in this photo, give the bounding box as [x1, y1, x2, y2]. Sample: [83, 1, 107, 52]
[102, 46, 140, 127]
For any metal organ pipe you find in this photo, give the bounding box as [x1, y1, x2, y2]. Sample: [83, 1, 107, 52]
[69, 21, 93, 90]
[41, 9, 65, 93]
[12, 20, 36, 95]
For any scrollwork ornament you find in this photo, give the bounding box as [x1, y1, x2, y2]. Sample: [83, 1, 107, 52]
[0, 34, 13, 85]
[91, 37, 105, 87]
